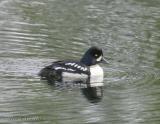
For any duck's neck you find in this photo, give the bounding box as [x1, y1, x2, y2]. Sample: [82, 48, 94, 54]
[80, 60, 90, 66]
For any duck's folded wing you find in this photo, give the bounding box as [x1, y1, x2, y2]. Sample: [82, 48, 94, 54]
[39, 61, 90, 78]
[52, 61, 90, 75]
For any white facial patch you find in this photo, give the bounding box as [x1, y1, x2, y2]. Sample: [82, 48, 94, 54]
[96, 55, 102, 61]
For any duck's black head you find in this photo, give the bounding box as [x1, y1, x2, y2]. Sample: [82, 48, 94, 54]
[80, 46, 107, 66]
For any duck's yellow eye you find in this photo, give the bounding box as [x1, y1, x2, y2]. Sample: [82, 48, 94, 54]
[95, 54, 98, 57]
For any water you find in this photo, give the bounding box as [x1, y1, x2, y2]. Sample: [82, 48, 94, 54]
[0, 0, 160, 123]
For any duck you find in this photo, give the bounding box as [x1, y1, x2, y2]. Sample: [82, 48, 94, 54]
[39, 46, 107, 87]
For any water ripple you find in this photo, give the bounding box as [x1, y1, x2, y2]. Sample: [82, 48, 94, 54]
[0, 0, 160, 124]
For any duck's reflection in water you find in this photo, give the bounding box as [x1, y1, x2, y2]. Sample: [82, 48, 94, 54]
[44, 79, 104, 103]
[81, 86, 103, 103]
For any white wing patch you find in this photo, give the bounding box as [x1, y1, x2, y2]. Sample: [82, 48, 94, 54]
[54, 67, 64, 70]
[81, 67, 87, 71]
[54, 67, 74, 71]
[65, 63, 75, 66]
[74, 64, 78, 67]
[65, 62, 87, 72]
[77, 66, 81, 68]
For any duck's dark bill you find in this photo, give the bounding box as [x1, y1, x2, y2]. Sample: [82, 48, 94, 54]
[102, 57, 109, 64]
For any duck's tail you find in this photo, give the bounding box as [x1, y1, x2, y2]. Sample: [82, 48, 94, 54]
[38, 65, 51, 78]
[38, 65, 61, 81]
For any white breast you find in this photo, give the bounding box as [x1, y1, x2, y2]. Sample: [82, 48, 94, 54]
[89, 65, 104, 87]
